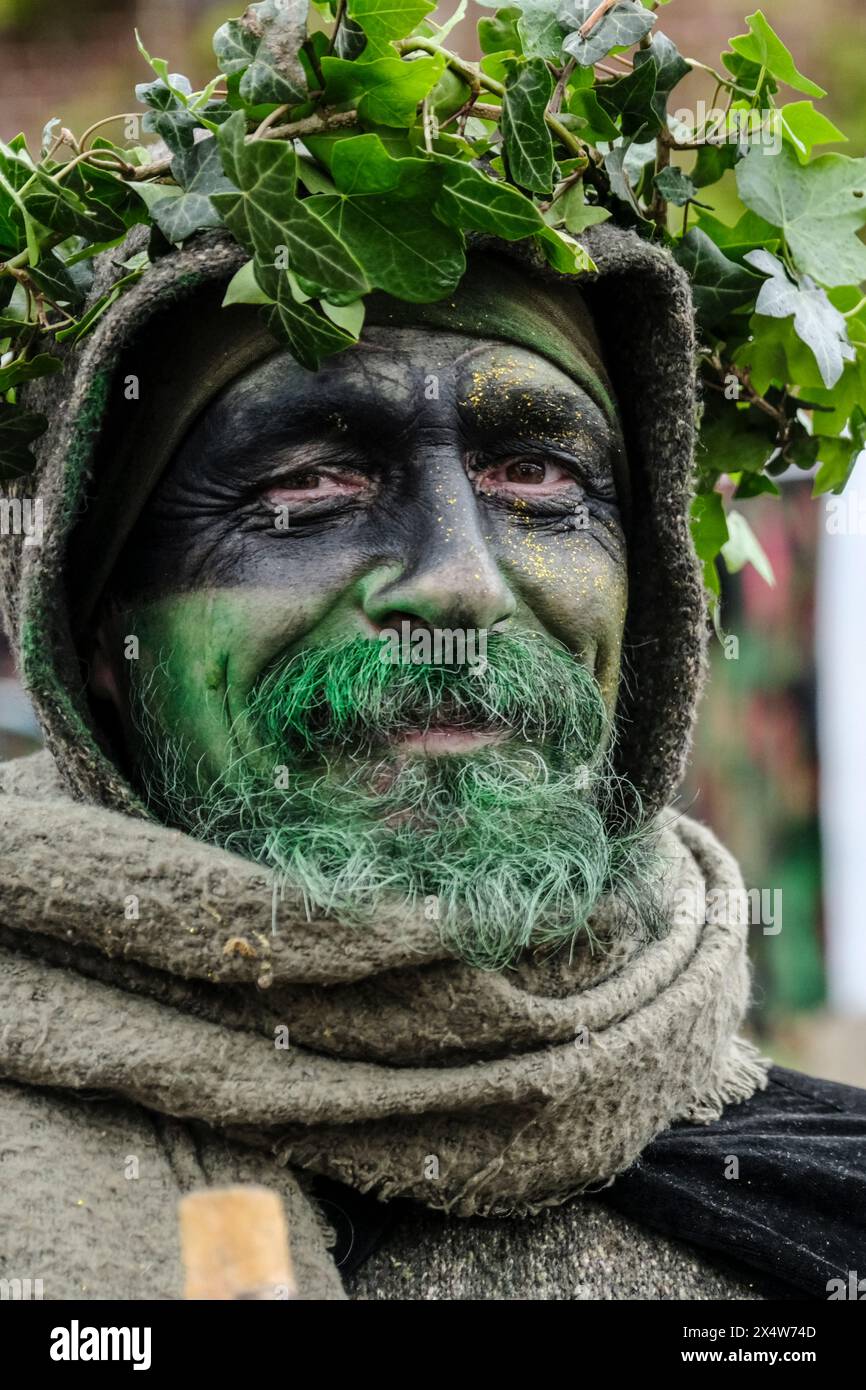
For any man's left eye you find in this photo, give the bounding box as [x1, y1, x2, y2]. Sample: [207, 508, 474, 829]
[476, 458, 577, 495]
[263, 467, 369, 504]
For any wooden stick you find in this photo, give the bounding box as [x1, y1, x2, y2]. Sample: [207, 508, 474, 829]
[180, 1185, 297, 1301]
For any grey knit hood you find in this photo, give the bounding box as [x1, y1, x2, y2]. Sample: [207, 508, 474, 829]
[0, 220, 706, 819]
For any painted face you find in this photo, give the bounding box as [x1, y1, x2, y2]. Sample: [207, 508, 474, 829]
[96, 326, 627, 758]
[90, 325, 646, 967]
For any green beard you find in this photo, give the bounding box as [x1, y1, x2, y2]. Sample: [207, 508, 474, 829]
[128, 630, 663, 969]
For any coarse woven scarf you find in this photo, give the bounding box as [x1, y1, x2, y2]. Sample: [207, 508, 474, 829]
[0, 762, 767, 1261]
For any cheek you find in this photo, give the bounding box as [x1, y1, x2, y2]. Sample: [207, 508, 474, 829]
[118, 581, 354, 775]
[492, 528, 627, 712]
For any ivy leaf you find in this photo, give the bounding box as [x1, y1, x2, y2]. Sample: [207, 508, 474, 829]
[432, 153, 543, 239]
[0, 353, 62, 392]
[513, 0, 566, 61]
[633, 33, 690, 125]
[222, 258, 274, 307]
[736, 144, 866, 288]
[813, 408, 866, 496]
[653, 165, 697, 207]
[744, 248, 855, 389]
[478, 7, 523, 55]
[560, 0, 655, 68]
[214, 0, 308, 106]
[22, 169, 126, 244]
[720, 49, 778, 107]
[690, 140, 739, 189]
[321, 54, 445, 126]
[596, 60, 660, 138]
[699, 393, 778, 479]
[535, 224, 596, 274]
[135, 75, 192, 112]
[329, 133, 434, 195]
[721, 508, 775, 585]
[267, 274, 359, 370]
[780, 100, 847, 164]
[728, 10, 825, 100]
[676, 229, 761, 329]
[544, 182, 610, 234]
[214, 113, 368, 299]
[565, 86, 619, 142]
[347, 0, 435, 46]
[502, 58, 555, 195]
[689, 490, 729, 596]
[313, 186, 465, 301]
[0, 402, 47, 481]
[150, 138, 235, 243]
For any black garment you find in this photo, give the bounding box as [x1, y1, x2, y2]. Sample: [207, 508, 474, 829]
[314, 1067, 866, 1297]
[602, 1064, 866, 1300]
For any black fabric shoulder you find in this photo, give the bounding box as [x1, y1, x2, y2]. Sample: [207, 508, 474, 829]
[600, 1065, 866, 1300]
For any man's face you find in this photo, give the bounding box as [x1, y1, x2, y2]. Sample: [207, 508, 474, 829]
[93, 326, 653, 967]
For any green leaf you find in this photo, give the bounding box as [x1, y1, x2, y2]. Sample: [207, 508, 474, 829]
[432, 154, 543, 238]
[721, 508, 775, 585]
[502, 58, 555, 195]
[728, 10, 825, 99]
[596, 60, 660, 138]
[214, 0, 309, 106]
[214, 114, 368, 299]
[535, 224, 596, 274]
[151, 137, 235, 243]
[22, 169, 126, 244]
[478, 7, 523, 55]
[0, 353, 62, 393]
[314, 187, 465, 300]
[779, 100, 846, 164]
[736, 144, 866, 288]
[560, 0, 655, 67]
[699, 395, 778, 477]
[321, 53, 445, 126]
[0, 402, 47, 481]
[322, 297, 366, 335]
[675, 228, 761, 329]
[329, 133, 434, 195]
[744, 248, 854, 389]
[347, 0, 435, 46]
[720, 49, 778, 106]
[267, 275, 358, 370]
[565, 86, 619, 143]
[653, 165, 697, 206]
[690, 490, 729, 595]
[693, 208, 779, 259]
[222, 258, 274, 307]
[633, 32, 690, 125]
[813, 410, 866, 496]
[690, 140, 739, 189]
[544, 182, 610, 234]
[514, 0, 566, 62]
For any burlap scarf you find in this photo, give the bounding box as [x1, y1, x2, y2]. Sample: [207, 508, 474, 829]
[0, 762, 766, 1231]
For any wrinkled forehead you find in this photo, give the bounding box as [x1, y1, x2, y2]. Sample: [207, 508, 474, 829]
[193, 328, 620, 448]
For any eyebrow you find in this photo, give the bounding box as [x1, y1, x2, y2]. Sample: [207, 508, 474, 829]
[458, 378, 615, 446]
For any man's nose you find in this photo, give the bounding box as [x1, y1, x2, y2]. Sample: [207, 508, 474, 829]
[362, 471, 517, 633]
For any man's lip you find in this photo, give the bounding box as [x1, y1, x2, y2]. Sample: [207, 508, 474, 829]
[387, 725, 509, 756]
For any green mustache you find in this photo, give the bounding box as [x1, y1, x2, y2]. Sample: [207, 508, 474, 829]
[248, 629, 610, 766]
